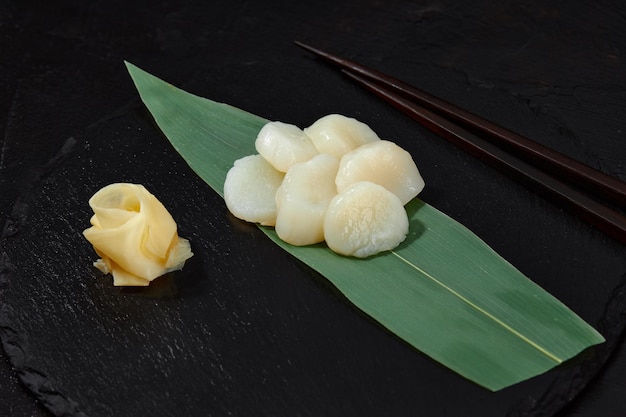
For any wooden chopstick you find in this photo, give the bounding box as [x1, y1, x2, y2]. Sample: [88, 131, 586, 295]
[294, 41, 626, 209]
[295, 41, 626, 244]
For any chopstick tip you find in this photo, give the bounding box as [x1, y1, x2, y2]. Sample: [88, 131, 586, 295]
[293, 41, 346, 65]
[294, 40, 323, 55]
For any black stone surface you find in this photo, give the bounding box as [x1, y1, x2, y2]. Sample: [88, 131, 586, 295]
[1, 1, 625, 416]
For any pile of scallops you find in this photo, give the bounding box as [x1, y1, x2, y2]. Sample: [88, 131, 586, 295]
[224, 114, 425, 258]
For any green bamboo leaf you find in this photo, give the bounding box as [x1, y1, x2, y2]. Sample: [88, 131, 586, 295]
[125, 61, 604, 391]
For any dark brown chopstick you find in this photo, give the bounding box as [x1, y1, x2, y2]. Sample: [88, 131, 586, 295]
[295, 41, 626, 244]
[294, 41, 626, 209]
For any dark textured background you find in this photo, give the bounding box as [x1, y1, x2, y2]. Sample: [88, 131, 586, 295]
[1, 1, 625, 416]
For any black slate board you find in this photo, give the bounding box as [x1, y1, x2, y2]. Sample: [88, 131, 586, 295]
[2, 1, 626, 416]
[1, 59, 625, 416]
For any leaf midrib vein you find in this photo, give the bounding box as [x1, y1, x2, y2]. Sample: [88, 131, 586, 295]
[390, 251, 562, 364]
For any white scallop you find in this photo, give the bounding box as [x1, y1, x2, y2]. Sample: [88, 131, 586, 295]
[323, 181, 409, 258]
[335, 140, 424, 205]
[255, 121, 318, 172]
[304, 114, 381, 159]
[223, 154, 285, 226]
[275, 154, 339, 246]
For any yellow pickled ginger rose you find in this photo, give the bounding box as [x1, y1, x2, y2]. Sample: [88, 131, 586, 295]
[83, 183, 193, 286]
